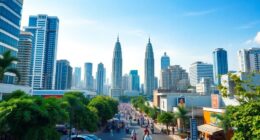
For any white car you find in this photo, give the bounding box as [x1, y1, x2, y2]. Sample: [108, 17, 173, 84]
[71, 134, 101, 140]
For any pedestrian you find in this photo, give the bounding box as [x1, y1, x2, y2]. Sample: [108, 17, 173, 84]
[110, 128, 113, 136]
[131, 129, 137, 140]
[144, 133, 152, 140]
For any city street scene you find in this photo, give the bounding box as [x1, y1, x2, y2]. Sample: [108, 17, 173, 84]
[0, 0, 260, 140]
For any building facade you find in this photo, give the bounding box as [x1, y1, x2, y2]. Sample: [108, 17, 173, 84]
[17, 31, 33, 86]
[55, 60, 72, 90]
[238, 48, 260, 72]
[0, 0, 23, 83]
[72, 67, 81, 89]
[189, 61, 213, 87]
[96, 63, 105, 95]
[144, 38, 155, 96]
[160, 65, 189, 91]
[161, 52, 170, 70]
[213, 48, 228, 85]
[122, 74, 129, 91]
[84, 62, 93, 90]
[25, 14, 59, 89]
[129, 70, 140, 91]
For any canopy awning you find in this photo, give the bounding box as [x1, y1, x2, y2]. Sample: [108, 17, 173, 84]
[198, 124, 223, 135]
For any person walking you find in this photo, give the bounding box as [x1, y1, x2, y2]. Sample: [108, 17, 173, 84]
[144, 133, 152, 140]
[131, 129, 137, 140]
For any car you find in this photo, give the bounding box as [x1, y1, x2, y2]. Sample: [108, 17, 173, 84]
[55, 124, 68, 135]
[71, 134, 101, 140]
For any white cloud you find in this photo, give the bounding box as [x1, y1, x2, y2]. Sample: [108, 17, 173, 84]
[254, 32, 260, 45]
[183, 9, 217, 17]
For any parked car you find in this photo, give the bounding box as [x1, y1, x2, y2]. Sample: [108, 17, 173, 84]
[71, 134, 101, 140]
[55, 124, 68, 135]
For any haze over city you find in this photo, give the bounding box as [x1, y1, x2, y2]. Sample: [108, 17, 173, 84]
[21, 0, 260, 82]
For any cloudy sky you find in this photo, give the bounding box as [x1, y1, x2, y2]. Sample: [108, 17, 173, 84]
[21, 0, 260, 83]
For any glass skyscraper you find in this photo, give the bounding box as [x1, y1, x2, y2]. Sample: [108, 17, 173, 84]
[129, 70, 140, 91]
[55, 59, 72, 90]
[0, 0, 23, 83]
[25, 14, 59, 89]
[213, 48, 228, 85]
[238, 48, 260, 73]
[17, 31, 33, 86]
[72, 67, 81, 89]
[96, 63, 105, 95]
[84, 62, 93, 90]
[144, 38, 155, 96]
[161, 52, 170, 70]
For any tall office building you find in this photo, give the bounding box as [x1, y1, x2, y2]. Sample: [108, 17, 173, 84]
[238, 48, 260, 72]
[25, 15, 59, 89]
[144, 38, 155, 96]
[154, 77, 158, 90]
[161, 52, 170, 70]
[96, 63, 105, 95]
[129, 70, 140, 91]
[189, 61, 213, 87]
[0, 0, 23, 83]
[122, 74, 129, 91]
[160, 65, 189, 91]
[110, 36, 123, 98]
[72, 67, 81, 89]
[213, 48, 228, 85]
[55, 60, 72, 90]
[17, 31, 33, 86]
[84, 62, 93, 90]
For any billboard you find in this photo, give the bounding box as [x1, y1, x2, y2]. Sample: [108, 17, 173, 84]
[177, 96, 186, 107]
[211, 94, 220, 109]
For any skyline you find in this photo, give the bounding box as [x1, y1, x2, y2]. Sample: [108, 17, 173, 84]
[21, 0, 260, 82]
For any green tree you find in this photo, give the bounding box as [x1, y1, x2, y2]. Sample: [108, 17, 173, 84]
[63, 92, 98, 134]
[0, 95, 68, 140]
[2, 90, 28, 101]
[0, 51, 20, 83]
[148, 106, 159, 120]
[175, 106, 188, 132]
[218, 73, 260, 139]
[157, 112, 174, 134]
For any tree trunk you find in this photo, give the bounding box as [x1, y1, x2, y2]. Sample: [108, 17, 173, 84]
[166, 124, 169, 135]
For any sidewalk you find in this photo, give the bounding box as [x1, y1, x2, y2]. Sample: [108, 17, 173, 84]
[153, 123, 184, 140]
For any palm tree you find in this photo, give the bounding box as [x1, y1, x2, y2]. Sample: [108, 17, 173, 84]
[175, 106, 188, 132]
[0, 51, 20, 83]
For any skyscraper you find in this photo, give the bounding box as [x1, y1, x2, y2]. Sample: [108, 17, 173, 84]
[238, 48, 260, 72]
[55, 60, 72, 90]
[129, 70, 140, 91]
[111, 36, 123, 98]
[25, 15, 59, 89]
[161, 52, 170, 70]
[84, 62, 93, 90]
[213, 48, 228, 85]
[189, 61, 213, 87]
[17, 31, 33, 86]
[144, 38, 155, 96]
[96, 63, 105, 95]
[122, 74, 129, 91]
[72, 67, 81, 89]
[0, 0, 23, 84]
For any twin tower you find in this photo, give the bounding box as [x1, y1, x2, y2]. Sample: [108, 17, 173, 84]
[111, 36, 155, 99]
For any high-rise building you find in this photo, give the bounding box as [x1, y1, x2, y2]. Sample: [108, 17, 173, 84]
[55, 60, 72, 90]
[122, 74, 129, 91]
[111, 36, 123, 98]
[238, 48, 260, 72]
[25, 15, 59, 89]
[213, 48, 228, 85]
[129, 70, 140, 91]
[154, 77, 158, 90]
[84, 62, 93, 90]
[72, 67, 81, 89]
[96, 63, 105, 95]
[189, 61, 213, 87]
[17, 31, 33, 86]
[144, 38, 155, 96]
[0, 0, 23, 84]
[161, 52, 170, 70]
[160, 65, 189, 91]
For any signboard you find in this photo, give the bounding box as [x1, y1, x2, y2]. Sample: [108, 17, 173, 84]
[211, 94, 219, 109]
[177, 96, 186, 107]
[190, 118, 198, 140]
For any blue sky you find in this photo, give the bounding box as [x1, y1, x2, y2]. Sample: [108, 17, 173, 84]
[21, 0, 260, 82]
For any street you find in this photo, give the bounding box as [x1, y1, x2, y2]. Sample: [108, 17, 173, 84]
[96, 103, 173, 140]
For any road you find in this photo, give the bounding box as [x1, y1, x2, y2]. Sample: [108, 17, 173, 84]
[96, 103, 173, 140]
